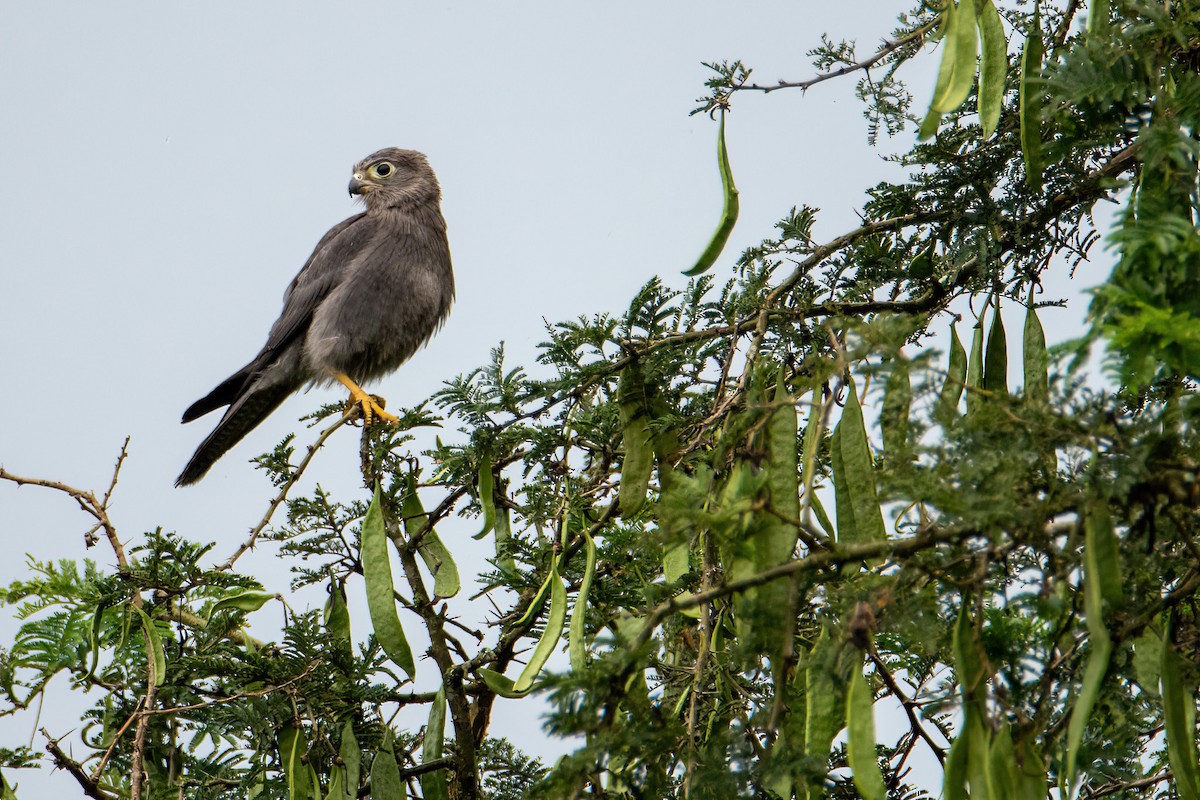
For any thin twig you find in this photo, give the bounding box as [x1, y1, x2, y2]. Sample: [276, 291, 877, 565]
[1083, 769, 1172, 799]
[90, 698, 145, 783]
[728, 20, 938, 96]
[0, 461, 126, 563]
[129, 665, 158, 800]
[869, 652, 946, 765]
[42, 728, 116, 800]
[217, 408, 355, 571]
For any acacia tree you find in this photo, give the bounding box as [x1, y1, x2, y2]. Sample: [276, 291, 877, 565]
[4, 1, 1200, 798]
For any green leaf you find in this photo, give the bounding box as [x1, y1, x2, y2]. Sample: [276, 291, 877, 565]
[988, 723, 1016, 800]
[406, 477, 460, 599]
[133, 605, 166, 687]
[618, 362, 654, 516]
[936, 323, 969, 424]
[1020, 4, 1045, 191]
[339, 720, 361, 799]
[1022, 304, 1049, 403]
[210, 589, 276, 616]
[515, 560, 568, 692]
[977, 0, 1007, 138]
[931, 0, 980, 114]
[0, 769, 16, 800]
[1162, 612, 1200, 800]
[420, 688, 450, 800]
[474, 450, 496, 538]
[569, 531, 596, 672]
[361, 484, 416, 678]
[846, 662, 886, 800]
[983, 301, 1008, 395]
[832, 379, 886, 547]
[684, 108, 739, 275]
[881, 357, 911, 457]
[370, 731, 406, 800]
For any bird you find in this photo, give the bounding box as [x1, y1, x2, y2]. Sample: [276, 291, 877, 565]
[176, 148, 454, 486]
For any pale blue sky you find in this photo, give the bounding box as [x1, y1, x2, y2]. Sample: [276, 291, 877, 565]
[1, 3, 1097, 796]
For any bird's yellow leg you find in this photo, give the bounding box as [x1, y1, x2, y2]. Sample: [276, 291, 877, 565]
[332, 373, 399, 424]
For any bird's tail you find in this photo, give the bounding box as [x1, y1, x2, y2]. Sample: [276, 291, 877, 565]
[175, 382, 295, 486]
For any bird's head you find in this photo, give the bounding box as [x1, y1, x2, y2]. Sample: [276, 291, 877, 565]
[349, 148, 441, 212]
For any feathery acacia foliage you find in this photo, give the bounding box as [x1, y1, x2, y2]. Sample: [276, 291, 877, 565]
[5, 2, 1200, 798]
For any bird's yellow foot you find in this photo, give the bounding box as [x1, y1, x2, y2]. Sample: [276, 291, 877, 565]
[333, 373, 399, 424]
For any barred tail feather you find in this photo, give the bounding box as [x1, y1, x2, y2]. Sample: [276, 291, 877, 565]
[175, 382, 295, 486]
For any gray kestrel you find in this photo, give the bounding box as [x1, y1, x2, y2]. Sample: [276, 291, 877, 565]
[177, 148, 454, 486]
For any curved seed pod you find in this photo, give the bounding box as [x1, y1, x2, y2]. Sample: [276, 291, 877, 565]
[133, 606, 166, 688]
[361, 484, 415, 678]
[983, 301, 1008, 395]
[370, 732, 406, 800]
[1088, 0, 1109, 35]
[932, 0, 980, 114]
[978, 0, 1007, 138]
[419, 688, 450, 800]
[85, 603, 108, 682]
[1065, 506, 1120, 791]
[881, 357, 912, 457]
[515, 561, 568, 692]
[569, 531, 597, 672]
[277, 724, 316, 800]
[936, 323, 968, 424]
[1020, 5, 1046, 190]
[337, 720, 361, 799]
[832, 379, 886, 547]
[474, 451, 496, 539]
[966, 311, 986, 415]
[684, 109, 739, 276]
[477, 667, 527, 698]
[846, 662, 886, 800]
[1023, 304, 1049, 403]
[404, 476, 460, 599]
[1162, 612, 1200, 800]
[805, 625, 847, 771]
[323, 579, 351, 646]
[618, 362, 654, 517]
[210, 590, 276, 617]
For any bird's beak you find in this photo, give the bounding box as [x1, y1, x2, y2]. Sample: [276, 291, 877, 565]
[349, 174, 368, 196]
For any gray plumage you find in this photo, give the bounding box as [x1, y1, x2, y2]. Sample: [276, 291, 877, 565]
[177, 148, 454, 486]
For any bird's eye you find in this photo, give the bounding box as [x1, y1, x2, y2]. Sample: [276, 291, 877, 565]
[372, 162, 394, 178]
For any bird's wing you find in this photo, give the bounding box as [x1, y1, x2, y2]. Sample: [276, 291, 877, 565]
[261, 212, 375, 358]
[180, 213, 377, 423]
